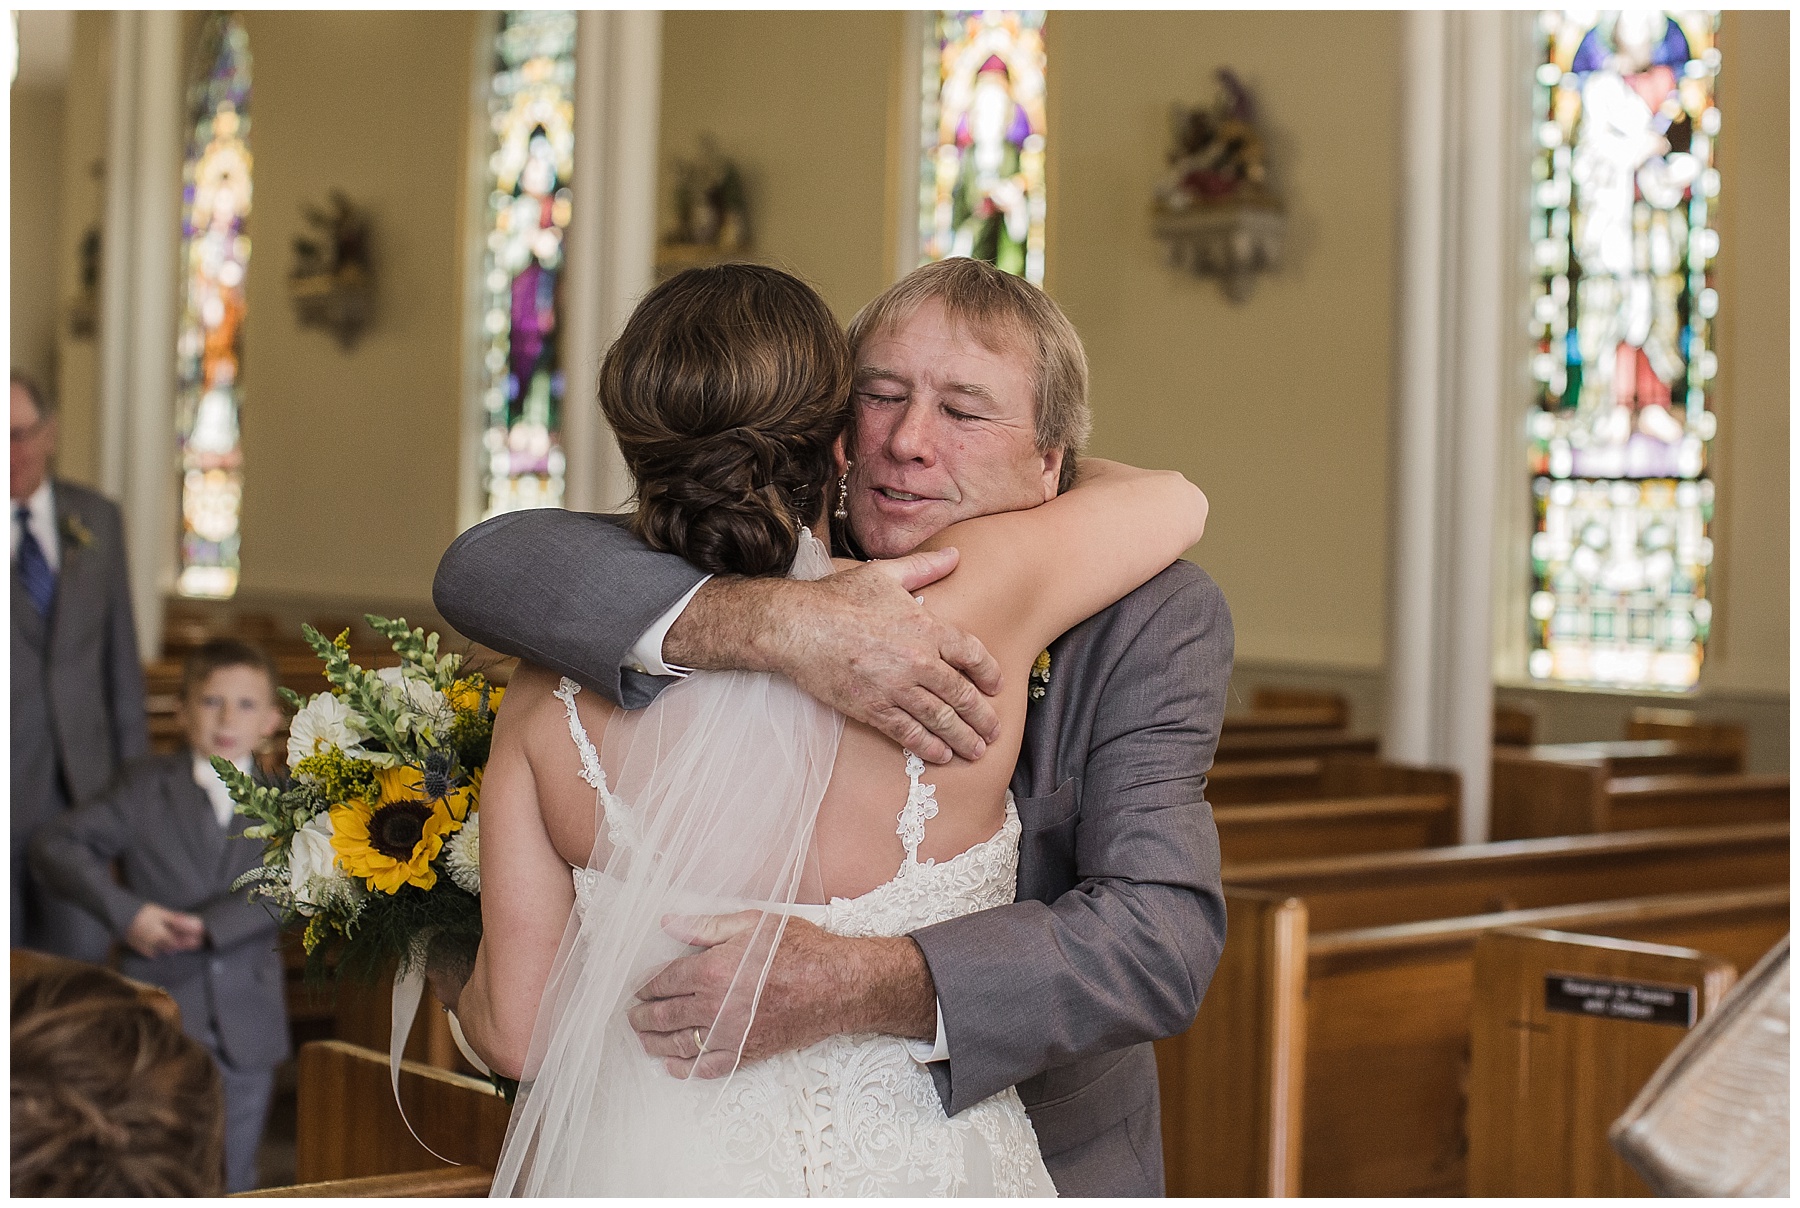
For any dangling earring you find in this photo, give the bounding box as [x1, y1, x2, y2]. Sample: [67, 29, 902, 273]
[834, 466, 850, 520]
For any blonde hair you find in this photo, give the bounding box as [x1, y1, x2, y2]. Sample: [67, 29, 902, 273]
[845, 258, 1091, 492]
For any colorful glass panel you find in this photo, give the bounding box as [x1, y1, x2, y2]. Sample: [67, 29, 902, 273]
[174, 13, 252, 599]
[919, 10, 1047, 285]
[479, 10, 576, 518]
[1527, 10, 1720, 690]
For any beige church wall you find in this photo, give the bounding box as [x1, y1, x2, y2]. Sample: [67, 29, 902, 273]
[226, 11, 477, 617]
[1047, 10, 1402, 673]
[656, 10, 899, 323]
[12, 85, 67, 406]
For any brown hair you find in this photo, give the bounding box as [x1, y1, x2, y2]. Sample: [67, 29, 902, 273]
[11, 965, 225, 1196]
[845, 257, 1091, 493]
[600, 264, 852, 576]
[181, 637, 279, 703]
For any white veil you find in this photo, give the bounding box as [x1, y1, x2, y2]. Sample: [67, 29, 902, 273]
[489, 529, 844, 1196]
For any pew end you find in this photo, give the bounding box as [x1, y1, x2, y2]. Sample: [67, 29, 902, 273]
[235, 1166, 494, 1197]
[1155, 888, 1308, 1197]
[1467, 928, 1737, 1197]
[1625, 708, 1749, 764]
[294, 1040, 510, 1184]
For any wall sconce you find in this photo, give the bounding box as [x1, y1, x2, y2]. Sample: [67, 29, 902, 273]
[1152, 70, 1286, 303]
[289, 191, 374, 349]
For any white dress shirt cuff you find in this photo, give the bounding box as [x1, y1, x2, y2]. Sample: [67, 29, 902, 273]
[624, 576, 711, 678]
[904, 1000, 951, 1065]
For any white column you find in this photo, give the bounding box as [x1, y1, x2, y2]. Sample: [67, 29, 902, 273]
[1383, 11, 1530, 842]
[889, 11, 926, 282]
[563, 9, 661, 515]
[96, 10, 182, 660]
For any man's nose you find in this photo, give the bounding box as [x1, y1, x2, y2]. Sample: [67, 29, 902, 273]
[885, 401, 938, 466]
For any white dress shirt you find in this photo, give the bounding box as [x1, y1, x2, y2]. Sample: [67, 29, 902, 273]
[11, 479, 60, 571]
[625, 586, 954, 1065]
[193, 753, 253, 829]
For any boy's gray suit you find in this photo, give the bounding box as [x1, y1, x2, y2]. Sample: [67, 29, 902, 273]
[11, 479, 149, 958]
[29, 750, 292, 1191]
[435, 510, 1231, 1197]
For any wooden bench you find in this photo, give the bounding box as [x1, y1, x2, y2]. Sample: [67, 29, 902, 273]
[1299, 885, 1785, 1196]
[237, 1166, 493, 1197]
[1215, 793, 1457, 864]
[1500, 738, 1744, 779]
[1214, 728, 1381, 762]
[1493, 702, 1537, 746]
[1209, 753, 1456, 808]
[293, 1040, 510, 1183]
[1491, 755, 1784, 839]
[1465, 928, 1737, 1196]
[1625, 707, 1749, 763]
[1224, 821, 1789, 932]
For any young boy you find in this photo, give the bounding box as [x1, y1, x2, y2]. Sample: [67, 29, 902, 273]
[30, 639, 293, 1194]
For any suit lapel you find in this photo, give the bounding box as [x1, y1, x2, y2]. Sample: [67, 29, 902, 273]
[165, 756, 229, 868]
[47, 488, 91, 641]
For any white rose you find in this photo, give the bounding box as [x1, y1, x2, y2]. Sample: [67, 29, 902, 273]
[287, 693, 371, 768]
[288, 813, 350, 915]
[375, 666, 450, 731]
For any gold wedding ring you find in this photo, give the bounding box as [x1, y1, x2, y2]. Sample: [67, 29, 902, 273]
[692, 1027, 707, 1056]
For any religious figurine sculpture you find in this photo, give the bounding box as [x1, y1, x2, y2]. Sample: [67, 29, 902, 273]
[1152, 69, 1285, 302]
[288, 190, 374, 351]
[660, 135, 750, 276]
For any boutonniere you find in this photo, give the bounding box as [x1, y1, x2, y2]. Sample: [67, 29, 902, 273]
[1028, 650, 1051, 702]
[59, 513, 94, 550]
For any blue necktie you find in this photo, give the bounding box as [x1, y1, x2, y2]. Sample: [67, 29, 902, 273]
[15, 504, 56, 618]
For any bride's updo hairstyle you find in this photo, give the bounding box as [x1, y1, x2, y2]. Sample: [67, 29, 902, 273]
[600, 264, 852, 577]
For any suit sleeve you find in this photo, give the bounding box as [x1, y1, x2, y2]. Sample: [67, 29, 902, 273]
[27, 779, 149, 938]
[433, 510, 709, 709]
[195, 877, 278, 952]
[101, 499, 149, 763]
[910, 573, 1233, 1115]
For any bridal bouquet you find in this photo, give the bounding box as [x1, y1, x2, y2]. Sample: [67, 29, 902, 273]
[221, 617, 501, 984]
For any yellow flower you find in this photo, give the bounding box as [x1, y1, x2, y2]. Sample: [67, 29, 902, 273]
[329, 765, 470, 894]
[448, 675, 504, 715]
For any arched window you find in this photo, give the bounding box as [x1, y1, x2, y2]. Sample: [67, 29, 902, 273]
[1527, 11, 1720, 690]
[174, 12, 252, 599]
[918, 10, 1047, 285]
[478, 10, 577, 519]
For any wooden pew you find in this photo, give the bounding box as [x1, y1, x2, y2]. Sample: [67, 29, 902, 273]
[1491, 754, 1784, 840]
[1493, 702, 1537, 746]
[1299, 885, 1785, 1196]
[1215, 793, 1457, 864]
[237, 1166, 493, 1197]
[1465, 928, 1737, 1196]
[1209, 753, 1456, 808]
[293, 1040, 510, 1183]
[1214, 728, 1380, 762]
[1625, 707, 1748, 763]
[1225, 821, 1789, 932]
[1155, 889, 1307, 1197]
[1501, 738, 1744, 779]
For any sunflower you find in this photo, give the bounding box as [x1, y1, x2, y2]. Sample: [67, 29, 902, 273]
[330, 765, 474, 894]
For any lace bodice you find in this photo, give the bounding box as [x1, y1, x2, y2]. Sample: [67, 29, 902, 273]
[552, 676, 1050, 1197]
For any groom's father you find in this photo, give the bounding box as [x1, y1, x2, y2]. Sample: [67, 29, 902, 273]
[434, 258, 1231, 1196]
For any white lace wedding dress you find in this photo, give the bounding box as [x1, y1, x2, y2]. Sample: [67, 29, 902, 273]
[489, 531, 1054, 1197]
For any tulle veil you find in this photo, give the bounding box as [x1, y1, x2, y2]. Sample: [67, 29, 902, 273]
[488, 528, 844, 1196]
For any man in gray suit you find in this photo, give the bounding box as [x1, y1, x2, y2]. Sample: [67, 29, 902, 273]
[11, 370, 149, 959]
[434, 259, 1231, 1195]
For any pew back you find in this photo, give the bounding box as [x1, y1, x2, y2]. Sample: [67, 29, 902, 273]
[1225, 822, 1789, 932]
[1214, 729, 1380, 762]
[1154, 889, 1307, 1197]
[1215, 793, 1457, 865]
[1465, 928, 1736, 1197]
[236, 1166, 494, 1197]
[294, 1040, 511, 1183]
[1300, 886, 1784, 1197]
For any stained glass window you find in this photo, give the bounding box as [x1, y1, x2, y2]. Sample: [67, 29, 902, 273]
[174, 13, 252, 599]
[478, 10, 576, 518]
[919, 11, 1047, 285]
[1527, 11, 1720, 690]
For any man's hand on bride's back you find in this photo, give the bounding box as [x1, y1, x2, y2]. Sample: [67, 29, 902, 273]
[666, 548, 1003, 765]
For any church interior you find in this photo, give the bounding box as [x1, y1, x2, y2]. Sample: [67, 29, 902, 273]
[9, 9, 1789, 1197]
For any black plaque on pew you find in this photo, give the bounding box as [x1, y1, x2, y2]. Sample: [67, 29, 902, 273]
[1544, 973, 1696, 1027]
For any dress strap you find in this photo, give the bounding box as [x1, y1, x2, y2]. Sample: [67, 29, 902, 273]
[896, 751, 941, 869]
[554, 677, 641, 850]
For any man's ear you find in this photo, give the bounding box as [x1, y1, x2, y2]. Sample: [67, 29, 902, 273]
[832, 433, 848, 477]
[1039, 447, 1065, 500]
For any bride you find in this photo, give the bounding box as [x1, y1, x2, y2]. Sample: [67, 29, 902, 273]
[451, 264, 1208, 1195]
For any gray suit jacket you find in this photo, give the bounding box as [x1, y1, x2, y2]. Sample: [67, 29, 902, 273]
[11, 479, 148, 839]
[28, 750, 292, 1071]
[434, 509, 1231, 1196]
